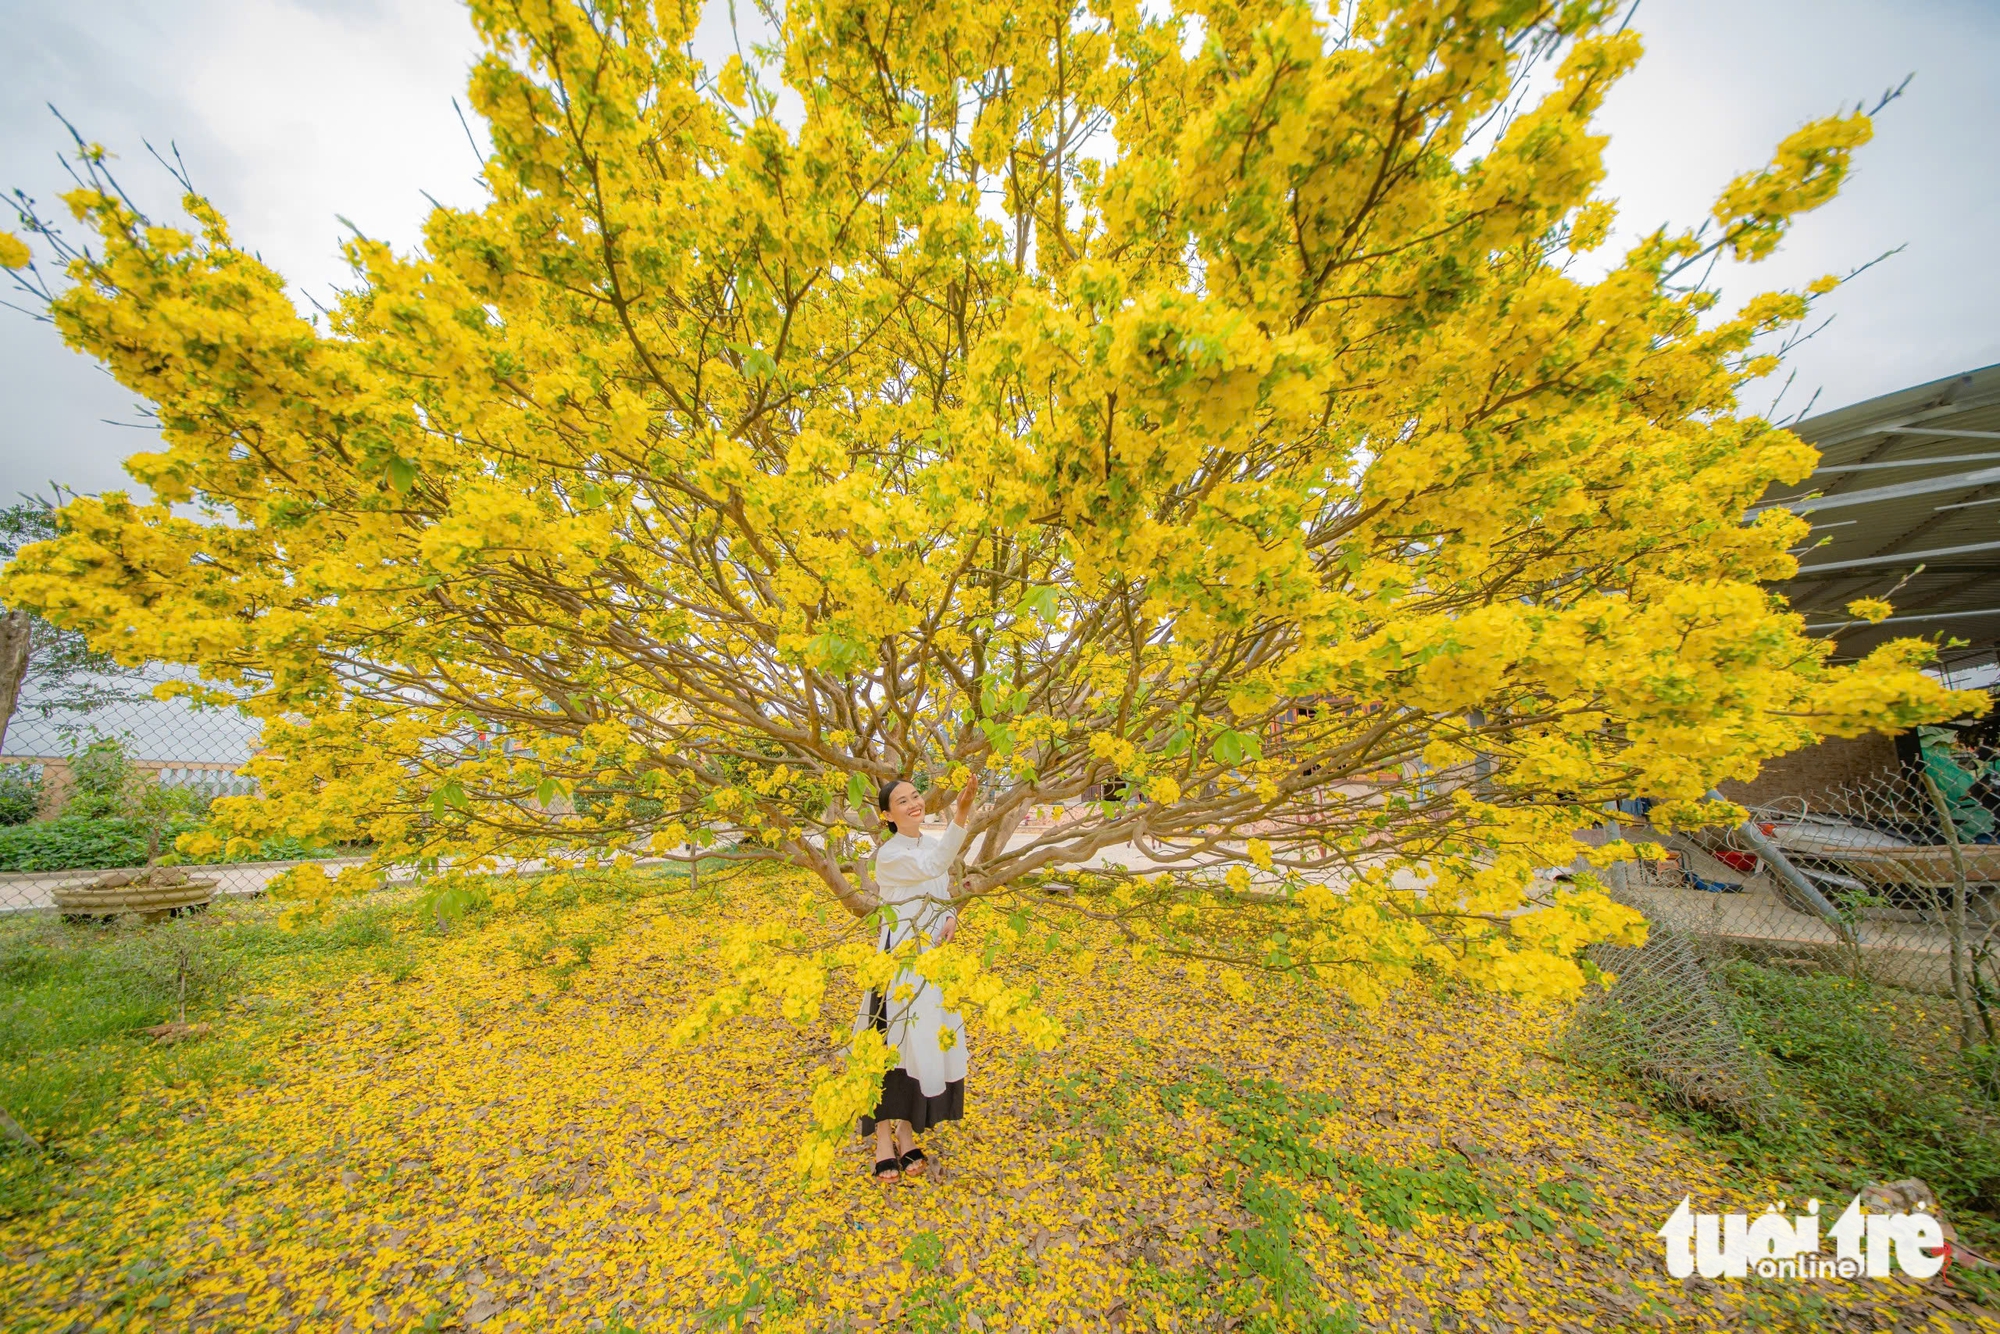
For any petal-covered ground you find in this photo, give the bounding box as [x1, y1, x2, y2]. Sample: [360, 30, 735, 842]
[2, 869, 1993, 1332]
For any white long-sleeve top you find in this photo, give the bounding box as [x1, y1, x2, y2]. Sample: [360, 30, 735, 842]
[870, 820, 969, 946]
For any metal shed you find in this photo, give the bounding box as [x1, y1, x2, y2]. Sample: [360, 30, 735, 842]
[1761, 361, 2000, 676]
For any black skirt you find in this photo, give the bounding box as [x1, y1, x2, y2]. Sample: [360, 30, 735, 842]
[857, 986, 965, 1136]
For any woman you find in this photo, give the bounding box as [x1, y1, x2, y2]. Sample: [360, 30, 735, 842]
[859, 772, 979, 1184]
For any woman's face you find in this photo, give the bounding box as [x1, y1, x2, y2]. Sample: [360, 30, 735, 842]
[885, 781, 925, 834]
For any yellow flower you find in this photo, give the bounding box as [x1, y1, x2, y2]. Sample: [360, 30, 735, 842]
[717, 54, 749, 108]
[0, 231, 28, 269]
[1846, 597, 1894, 624]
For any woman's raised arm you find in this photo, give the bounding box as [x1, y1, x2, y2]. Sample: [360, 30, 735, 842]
[901, 819, 969, 882]
[873, 777, 980, 885]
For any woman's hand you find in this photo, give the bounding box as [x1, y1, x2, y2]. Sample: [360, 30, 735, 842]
[953, 773, 980, 825]
[935, 915, 958, 945]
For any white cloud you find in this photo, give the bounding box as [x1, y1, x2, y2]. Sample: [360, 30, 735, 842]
[1, 0, 492, 498]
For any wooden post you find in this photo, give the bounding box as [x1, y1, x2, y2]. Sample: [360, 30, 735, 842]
[1923, 771, 1981, 1051]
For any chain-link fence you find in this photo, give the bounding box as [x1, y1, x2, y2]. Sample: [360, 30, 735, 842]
[1569, 731, 2000, 1119]
[0, 669, 369, 919]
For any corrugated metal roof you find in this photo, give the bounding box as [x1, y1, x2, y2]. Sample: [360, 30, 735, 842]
[1762, 362, 2000, 664]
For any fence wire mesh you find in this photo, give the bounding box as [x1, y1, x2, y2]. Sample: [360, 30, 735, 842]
[0, 669, 357, 919]
[1568, 731, 2000, 1118]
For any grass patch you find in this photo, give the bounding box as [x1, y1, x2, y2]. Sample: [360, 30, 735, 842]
[1599, 957, 2000, 1253]
[0, 891, 425, 1218]
[1147, 1067, 1602, 1333]
[0, 864, 716, 1220]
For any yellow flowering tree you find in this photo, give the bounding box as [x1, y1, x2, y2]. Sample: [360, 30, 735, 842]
[0, 0, 1976, 1034]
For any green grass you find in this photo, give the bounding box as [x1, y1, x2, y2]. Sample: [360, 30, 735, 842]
[1132, 1065, 1626, 1332]
[0, 900, 400, 1217]
[0, 863, 731, 1219]
[1597, 958, 2000, 1257]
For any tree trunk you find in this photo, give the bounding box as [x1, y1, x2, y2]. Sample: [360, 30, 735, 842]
[0, 611, 30, 755]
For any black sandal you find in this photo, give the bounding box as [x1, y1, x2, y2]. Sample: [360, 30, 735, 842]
[899, 1147, 927, 1177]
[873, 1157, 903, 1184]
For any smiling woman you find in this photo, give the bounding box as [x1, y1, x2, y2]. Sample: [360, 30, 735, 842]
[859, 773, 979, 1183]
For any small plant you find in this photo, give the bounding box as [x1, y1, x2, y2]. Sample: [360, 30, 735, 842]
[101, 918, 240, 1031]
[63, 736, 136, 820]
[47, 735, 216, 881]
[0, 765, 42, 826]
[129, 779, 206, 868]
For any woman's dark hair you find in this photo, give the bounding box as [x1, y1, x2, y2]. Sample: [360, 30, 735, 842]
[877, 777, 910, 836]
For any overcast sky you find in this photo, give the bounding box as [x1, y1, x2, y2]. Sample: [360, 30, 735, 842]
[2, 0, 1996, 503]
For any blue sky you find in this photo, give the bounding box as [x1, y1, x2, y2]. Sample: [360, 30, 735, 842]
[3, 0, 1997, 502]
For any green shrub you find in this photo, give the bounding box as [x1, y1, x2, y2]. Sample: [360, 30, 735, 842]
[0, 819, 356, 872]
[0, 766, 42, 827]
[0, 817, 188, 872]
[62, 737, 135, 820]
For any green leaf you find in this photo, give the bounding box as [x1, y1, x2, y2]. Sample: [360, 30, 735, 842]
[536, 777, 562, 805]
[422, 883, 477, 925]
[1211, 728, 1263, 766]
[846, 770, 869, 811]
[808, 630, 864, 675]
[977, 718, 1016, 755]
[1016, 586, 1060, 624]
[385, 456, 418, 494]
[433, 779, 470, 813]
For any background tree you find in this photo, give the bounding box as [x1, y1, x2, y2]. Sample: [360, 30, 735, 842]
[0, 495, 149, 753]
[0, 0, 1977, 1133]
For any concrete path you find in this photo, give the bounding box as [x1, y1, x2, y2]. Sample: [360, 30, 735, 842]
[0, 858, 373, 914]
